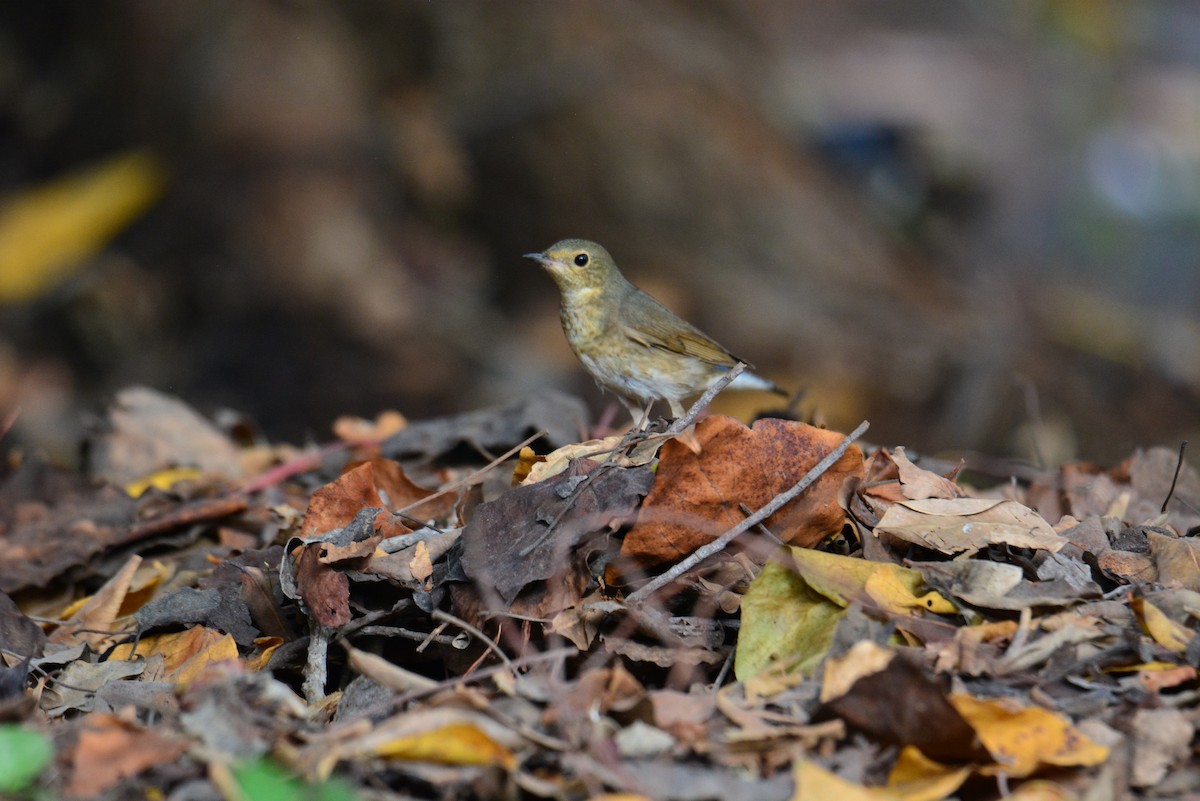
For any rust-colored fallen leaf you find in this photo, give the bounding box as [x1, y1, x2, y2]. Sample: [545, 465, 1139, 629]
[294, 541, 351, 627]
[63, 713, 185, 799]
[620, 417, 863, 571]
[301, 460, 404, 540]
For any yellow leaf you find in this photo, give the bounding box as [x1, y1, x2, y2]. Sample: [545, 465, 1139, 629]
[864, 568, 956, 615]
[948, 694, 1108, 777]
[1131, 596, 1193, 653]
[791, 547, 955, 616]
[110, 626, 238, 686]
[244, 637, 285, 672]
[125, 467, 203, 498]
[1003, 780, 1078, 800]
[1103, 660, 1182, 673]
[791, 759, 902, 801]
[372, 722, 515, 769]
[0, 151, 166, 302]
[820, 641, 895, 703]
[887, 747, 972, 801]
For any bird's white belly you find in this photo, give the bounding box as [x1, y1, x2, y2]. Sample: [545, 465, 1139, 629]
[579, 351, 708, 404]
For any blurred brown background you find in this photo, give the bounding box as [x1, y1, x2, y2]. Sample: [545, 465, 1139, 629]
[2, 0, 1199, 465]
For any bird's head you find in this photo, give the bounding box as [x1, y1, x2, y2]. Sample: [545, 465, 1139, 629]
[524, 239, 622, 296]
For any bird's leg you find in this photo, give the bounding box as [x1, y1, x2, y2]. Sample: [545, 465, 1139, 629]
[620, 397, 655, 431]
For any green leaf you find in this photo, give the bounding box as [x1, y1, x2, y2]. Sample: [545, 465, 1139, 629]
[735, 555, 844, 680]
[0, 725, 53, 793]
[232, 759, 359, 801]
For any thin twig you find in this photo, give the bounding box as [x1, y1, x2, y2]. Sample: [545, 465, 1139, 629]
[416, 621, 449, 653]
[627, 419, 869, 603]
[1162, 440, 1188, 514]
[431, 608, 516, 674]
[666, 362, 747, 436]
[394, 430, 547, 516]
[390, 647, 577, 709]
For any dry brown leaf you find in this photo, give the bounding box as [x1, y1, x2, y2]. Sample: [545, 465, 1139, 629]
[892, 446, 962, 500]
[620, 417, 863, 571]
[875, 498, 1063, 554]
[523, 435, 659, 484]
[1130, 708, 1192, 787]
[1148, 530, 1200, 590]
[294, 541, 351, 627]
[63, 713, 185, 799]
[50, 555, 142, 650]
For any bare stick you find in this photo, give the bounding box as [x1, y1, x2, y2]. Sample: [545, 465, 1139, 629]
[393, 430, 547, 516]
[627, 419, 869, 603]
[666, 362, 747, 436]
[1162, 440, 1188, 514]
[431, 608, 517, 675]
[302, 619, 330, 705]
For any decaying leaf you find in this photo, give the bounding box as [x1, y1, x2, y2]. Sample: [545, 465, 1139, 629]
[892, 447, 962, 501]
[912, 559, 1094, 611]
[620, 417, 863, 572]
[875, 498, 1064, 554]
[49, 555, 142, 651]
[0, 458, 137, 594]
[62, 713, 185, 799]
[822, 650, 989, 764]
[1130, 708, 1192, 788]
[522, 434, 660, 484]
[461, 458, 654, 606]
[85, 386, 244, 487]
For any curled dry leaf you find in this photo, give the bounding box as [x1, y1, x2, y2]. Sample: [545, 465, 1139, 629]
[522, 434, 661, 484]
[874, 497, 1064, 554]
[892, 446, 962, 500]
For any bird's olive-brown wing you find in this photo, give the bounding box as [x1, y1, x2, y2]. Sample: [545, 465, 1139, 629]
[617, 288, 745, 368]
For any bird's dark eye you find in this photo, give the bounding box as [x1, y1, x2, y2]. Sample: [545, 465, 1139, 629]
[573, 253, 589, 267]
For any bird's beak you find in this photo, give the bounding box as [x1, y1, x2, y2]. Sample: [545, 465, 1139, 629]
[523, 252, 549, 265]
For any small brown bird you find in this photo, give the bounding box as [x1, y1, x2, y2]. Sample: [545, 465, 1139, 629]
[526, 239, 784, 427]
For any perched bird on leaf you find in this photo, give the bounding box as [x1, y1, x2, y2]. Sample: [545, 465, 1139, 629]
[526, 239, 784, 428]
